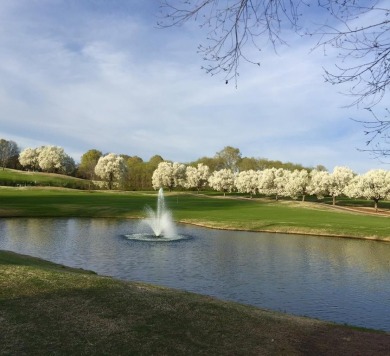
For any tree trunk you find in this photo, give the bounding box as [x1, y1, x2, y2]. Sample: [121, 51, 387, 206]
[374, 198, 379, 212]
[332, 196, 336, 205]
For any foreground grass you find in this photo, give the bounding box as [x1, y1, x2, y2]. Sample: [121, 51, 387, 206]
[1, 250, 389, 355]
[0, 187, 389, 241]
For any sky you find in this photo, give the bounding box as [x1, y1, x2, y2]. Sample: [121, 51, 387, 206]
[0, 0, 389, 173]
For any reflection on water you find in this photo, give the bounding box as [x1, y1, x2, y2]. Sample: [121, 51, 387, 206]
[0, 218, 389, 331]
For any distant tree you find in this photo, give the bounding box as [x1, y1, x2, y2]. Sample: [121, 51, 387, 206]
[127, 156, 144, 166]
[307, 170, 331, 200]
[191, 156, 220, 172]
[273, 169, 291, 200]
[214, 146, 242, 172]
[208, 168, 235, 196]
[328, 166, 355, 205]
[235, 170, 259, 198]
[257, 168, 278, 198]
[124, 156, 144, 190]
[152, 161, 186, 190]
[184, 163, 210, 192]
[78, 149, 102, 179]
[238, 157, 261, 171]
[62, 155, 76, 176]
[19, 147, 41, 171]
[257, 159, 283, 170]
[345, 169, 390, 212]
[148, 155, 164, 167]
[94, 153, 127, 190]
[284, 169, 310, 201]
[0, 139, 19, 170]
[314, 165, 328, 172]
[38, 146, 74, 174]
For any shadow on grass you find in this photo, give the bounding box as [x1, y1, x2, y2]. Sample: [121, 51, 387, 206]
[1, 251, 389, 356]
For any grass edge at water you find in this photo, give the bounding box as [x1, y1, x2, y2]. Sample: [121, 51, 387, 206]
[1, 250, 389, 355]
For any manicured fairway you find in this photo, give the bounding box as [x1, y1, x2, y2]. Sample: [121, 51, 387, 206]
[0, 187, 389, 240]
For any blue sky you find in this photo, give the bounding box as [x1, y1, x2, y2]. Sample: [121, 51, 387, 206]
[0, 0, 388, 173]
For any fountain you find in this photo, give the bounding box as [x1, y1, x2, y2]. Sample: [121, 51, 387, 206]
[125, 188, 183, 241]
[143, 188, 176, 238]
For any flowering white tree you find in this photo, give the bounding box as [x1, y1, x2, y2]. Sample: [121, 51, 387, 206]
[94, 153, 127, 190]
[257, 168, 278, 197]
[345, 169, 390, 211]
[19, 147, 42, 171]
[307, 169, 330, 200]
[328, 166, 355, 205]
[152, 161, 186, 190]
[284, 169, 310, 201]
[172, 162, 186, 188]
[37, 145, 75, 174]
[273, 168, 290, 200]
[184, 163, 210, 192]
[235, 170, 258, 198]
[208, 168, 235, 196]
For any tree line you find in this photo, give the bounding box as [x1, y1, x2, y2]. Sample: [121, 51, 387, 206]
[2, 138, 388, 210]
[152, 162, 390, 211]
[0, 139, 316, 190]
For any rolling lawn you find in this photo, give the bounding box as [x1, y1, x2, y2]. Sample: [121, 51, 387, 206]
[0, 187, 389, 241]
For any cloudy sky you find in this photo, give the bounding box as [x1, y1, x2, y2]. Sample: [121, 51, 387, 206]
[0, 0, 388, 173]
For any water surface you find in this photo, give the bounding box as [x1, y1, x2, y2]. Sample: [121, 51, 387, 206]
[0, 218, 389, 331]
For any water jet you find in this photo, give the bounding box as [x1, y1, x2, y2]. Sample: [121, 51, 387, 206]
[143, 188, 176, 238]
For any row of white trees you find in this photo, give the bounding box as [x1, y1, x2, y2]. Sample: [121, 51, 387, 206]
[16, 147, 390, 210]
[19, 146, 75, 174]
[152, 162, 390, 210]
[18, 147, 127, 189]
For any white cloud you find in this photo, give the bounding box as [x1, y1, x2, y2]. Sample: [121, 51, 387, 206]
[0, 1, 388, 174]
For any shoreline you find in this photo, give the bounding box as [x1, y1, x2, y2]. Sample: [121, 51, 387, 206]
[177, 219, 390, 243]
[1, 248, 389, 335]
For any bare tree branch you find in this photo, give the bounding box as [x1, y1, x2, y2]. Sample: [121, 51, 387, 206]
[158, 0, 306, 85]
[159, 0, 390, 155]
[353, 108, 390, 158]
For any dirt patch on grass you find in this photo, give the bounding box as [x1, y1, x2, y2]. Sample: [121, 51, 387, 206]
[328, 205, 390, 217]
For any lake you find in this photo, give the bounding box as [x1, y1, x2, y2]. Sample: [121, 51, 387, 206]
[0, 218, 389, 331]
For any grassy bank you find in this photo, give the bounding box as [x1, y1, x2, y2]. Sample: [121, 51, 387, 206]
[1, 250, 389, 355]
[0, 169, 91, 189]
[0, 187, 389, 241]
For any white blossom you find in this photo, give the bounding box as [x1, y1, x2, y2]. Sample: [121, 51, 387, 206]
[184, 163, 210, 191]
[257, 168, 278, 197]
[328, 166, 355, 205]
[345, 169, 390, 211]
[94, 153, 127, 190]
[235, 170, 259, 197]
[152, 161, 186, 190]
[208, 168, 235, 196]
[19, 147, 42, 171]
[284, 169, 309, 201]
[307, 170, 330, 199]
[272, 169, 290, 199]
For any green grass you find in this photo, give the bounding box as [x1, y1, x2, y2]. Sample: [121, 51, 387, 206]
[0, 168, 91, 189]
[0, 187, 388, 241]
[1, 250, 388, 355]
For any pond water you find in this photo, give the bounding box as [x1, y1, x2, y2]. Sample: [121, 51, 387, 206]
[0, 218, 389, 331]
